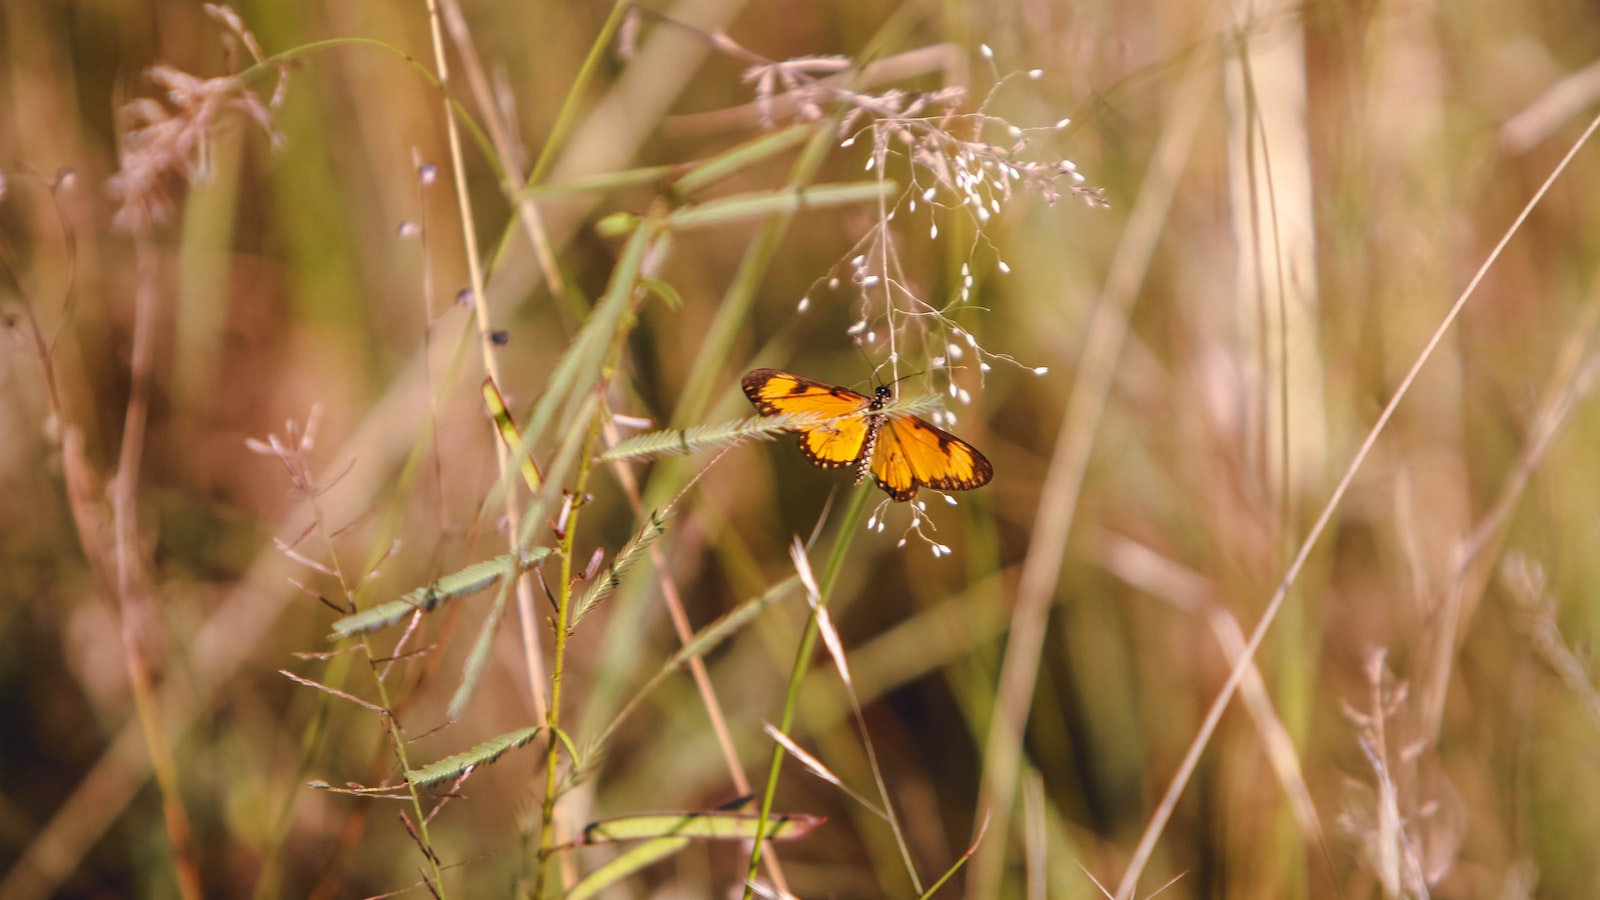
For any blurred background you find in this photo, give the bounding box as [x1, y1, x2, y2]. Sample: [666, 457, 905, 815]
[4, 0, 1600, 897]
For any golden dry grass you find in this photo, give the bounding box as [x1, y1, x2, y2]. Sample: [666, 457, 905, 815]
[4, 1, 1600, 898]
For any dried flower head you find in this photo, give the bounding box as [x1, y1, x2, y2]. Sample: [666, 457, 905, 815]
[108, 9, 283, 232]
[109, 65, 280, 232]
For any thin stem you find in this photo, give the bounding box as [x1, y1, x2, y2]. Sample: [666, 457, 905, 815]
[422, 0, 551, 729]
[743, 485, 873, 896]
[535, 408, 607, 897]
[1112, 103, 1600, 900]
[114, 236, 203, 900]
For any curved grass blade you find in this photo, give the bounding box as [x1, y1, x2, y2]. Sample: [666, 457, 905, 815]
[566, 836, 692, 900]
[328, 549, 551, 639]
[586, 575, 800, 762]
[483, 377, 543, 493]
[447, 564, 518, 720]
[673, 123, 814, 194]
[663, 181, 897, 231]
[641, 276, 683, 311]
[403, 725, 542, 787]
[917, 813, 988, 899]
[667, 574, 799, 671]
[573, 810, 823, 846]
[518, 163, 676, 201]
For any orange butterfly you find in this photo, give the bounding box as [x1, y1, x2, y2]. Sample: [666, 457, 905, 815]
[742, 368, 993, 502]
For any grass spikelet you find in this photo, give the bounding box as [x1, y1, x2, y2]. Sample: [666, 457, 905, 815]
[598, 412, 829, 463]
[328, 550, 551, 639]
[571, 510, 669, 626]
[404, 726, 543, 787]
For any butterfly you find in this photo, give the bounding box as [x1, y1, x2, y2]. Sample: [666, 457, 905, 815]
[741, 368, 993, 502]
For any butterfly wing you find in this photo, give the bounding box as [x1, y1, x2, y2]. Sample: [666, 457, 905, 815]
[742, 369, 875, 469]
[870, 413, 994, 502]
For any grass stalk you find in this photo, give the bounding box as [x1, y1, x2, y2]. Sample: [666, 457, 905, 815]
[742, 484, 874, 896]
[1112, 102, 1600, 900]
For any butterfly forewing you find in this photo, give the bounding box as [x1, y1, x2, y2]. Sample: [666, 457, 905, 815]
[742, 369, 875, 469]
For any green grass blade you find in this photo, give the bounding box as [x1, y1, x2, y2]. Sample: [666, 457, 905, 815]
[566, 837, 692, 900]
[328, 550, 551, 639]
[668, 575, 799, 671]
[673, 124, 816, 194]
[403, 726, 542, 787]
[578, 811, 824, 844]
[571, 510, 669, 627]
[447, 572, 517, 720]
[664, 181, 897, 231]
[505, 220, 655, 496]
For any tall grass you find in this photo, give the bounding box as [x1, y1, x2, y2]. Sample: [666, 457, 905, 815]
[5, 1, 1600, 898]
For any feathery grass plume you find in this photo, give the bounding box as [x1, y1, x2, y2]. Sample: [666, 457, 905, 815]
[1500, 554, 1600, 732]
[700, 35, 1106, 560]
[598, 411, 836, 463]
[726, 36, 1104, 383]
[109, 61, 281, 233]
[1337, 651, 1454, 895]
[84, 17, 294, 898]
[570, 510, 668, 627]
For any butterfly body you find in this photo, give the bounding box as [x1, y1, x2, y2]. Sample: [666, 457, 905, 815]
[741, 368, 992, 502]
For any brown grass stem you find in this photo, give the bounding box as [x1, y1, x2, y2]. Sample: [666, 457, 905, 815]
[1112, 102, 1600, 900]
[597, 420, 791, 891]
[111, 235, 203, 900]
[968, 52, 1215, 900]
[743, 485, 872, 898]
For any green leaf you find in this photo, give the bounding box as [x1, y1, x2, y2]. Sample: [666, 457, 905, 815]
[403, 726, 542, 787]
[328, 549, 550, 639]
[664, 181, 897, 231]
[447, 570, 516, 720]
[565, 837, 691, 900]
[673, 124, 815, 194]
[640, 276, 683, 311]
[576, 810, 823, 845]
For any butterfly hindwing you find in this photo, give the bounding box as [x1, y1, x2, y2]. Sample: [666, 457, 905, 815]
[870, 413, 993, 501]
[741, 369, 875, 469]
[744, 369, 994, 502]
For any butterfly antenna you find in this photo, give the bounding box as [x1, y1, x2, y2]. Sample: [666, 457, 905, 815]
[853, 342, 895, 393]
[854, 345, 926, 398]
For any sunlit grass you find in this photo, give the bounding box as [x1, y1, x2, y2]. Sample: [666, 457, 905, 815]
[5, 1, 1600, 898]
